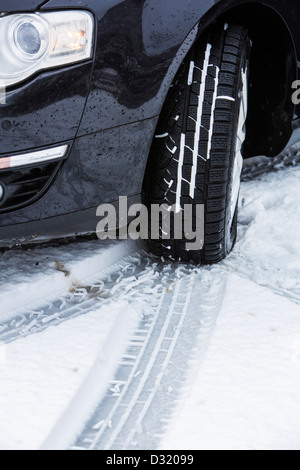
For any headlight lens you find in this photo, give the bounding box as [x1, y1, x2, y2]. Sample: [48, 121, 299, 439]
[0, 11, 94, 87]
[16, 22, 42, 55]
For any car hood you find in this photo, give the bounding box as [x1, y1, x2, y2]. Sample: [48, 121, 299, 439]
[1, 0, 47, 12]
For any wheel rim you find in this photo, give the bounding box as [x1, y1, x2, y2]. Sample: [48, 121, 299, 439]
[229, 67, 248, 229]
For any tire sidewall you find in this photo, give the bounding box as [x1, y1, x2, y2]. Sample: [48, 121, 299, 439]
[224, 47, 250, 254]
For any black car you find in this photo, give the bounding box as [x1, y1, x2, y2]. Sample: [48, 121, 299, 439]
[0, 0, 299, 263]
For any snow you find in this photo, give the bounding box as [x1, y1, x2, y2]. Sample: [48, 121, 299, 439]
[227, 155, 300, 302]
[162, 149, 300, 450]
[0, 306, 116, 450]
[162, 275, 300, 450]
[0, 239, 140, 450]
[0, 147, 300, 450]
[0, 239, 137, 322]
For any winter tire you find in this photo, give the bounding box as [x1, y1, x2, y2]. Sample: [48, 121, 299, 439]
[145, 23, 250, 263]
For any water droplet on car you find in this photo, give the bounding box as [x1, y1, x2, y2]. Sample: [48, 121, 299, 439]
[1, 120, 11, 130]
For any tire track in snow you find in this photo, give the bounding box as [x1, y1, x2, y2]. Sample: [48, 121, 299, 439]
[241, 143, 300, 183]
[0, 250, 157, 344]
[68, 268, 226, 450]
[0, 234, 227, 451]
[0, 231, 227, 451]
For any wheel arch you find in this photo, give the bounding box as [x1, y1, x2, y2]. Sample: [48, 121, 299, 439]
[219, 3, 297, 158]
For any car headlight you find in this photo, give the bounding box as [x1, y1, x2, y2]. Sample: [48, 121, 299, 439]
[0, 10, 94, 87]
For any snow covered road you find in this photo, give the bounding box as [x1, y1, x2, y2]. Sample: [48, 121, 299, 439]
[0, 145, 300, 450]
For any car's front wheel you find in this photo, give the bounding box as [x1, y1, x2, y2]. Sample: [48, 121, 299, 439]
[145, 23, 250, 263]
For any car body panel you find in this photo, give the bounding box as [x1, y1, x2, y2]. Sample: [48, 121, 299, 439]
[0, 117, 158, 223]
[0, 63, 93, 155]
[0, 1, 46, 11]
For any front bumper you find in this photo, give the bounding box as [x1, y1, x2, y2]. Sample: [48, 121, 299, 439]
[0, 195, 141, 247]
[0, 116, 158, 245]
